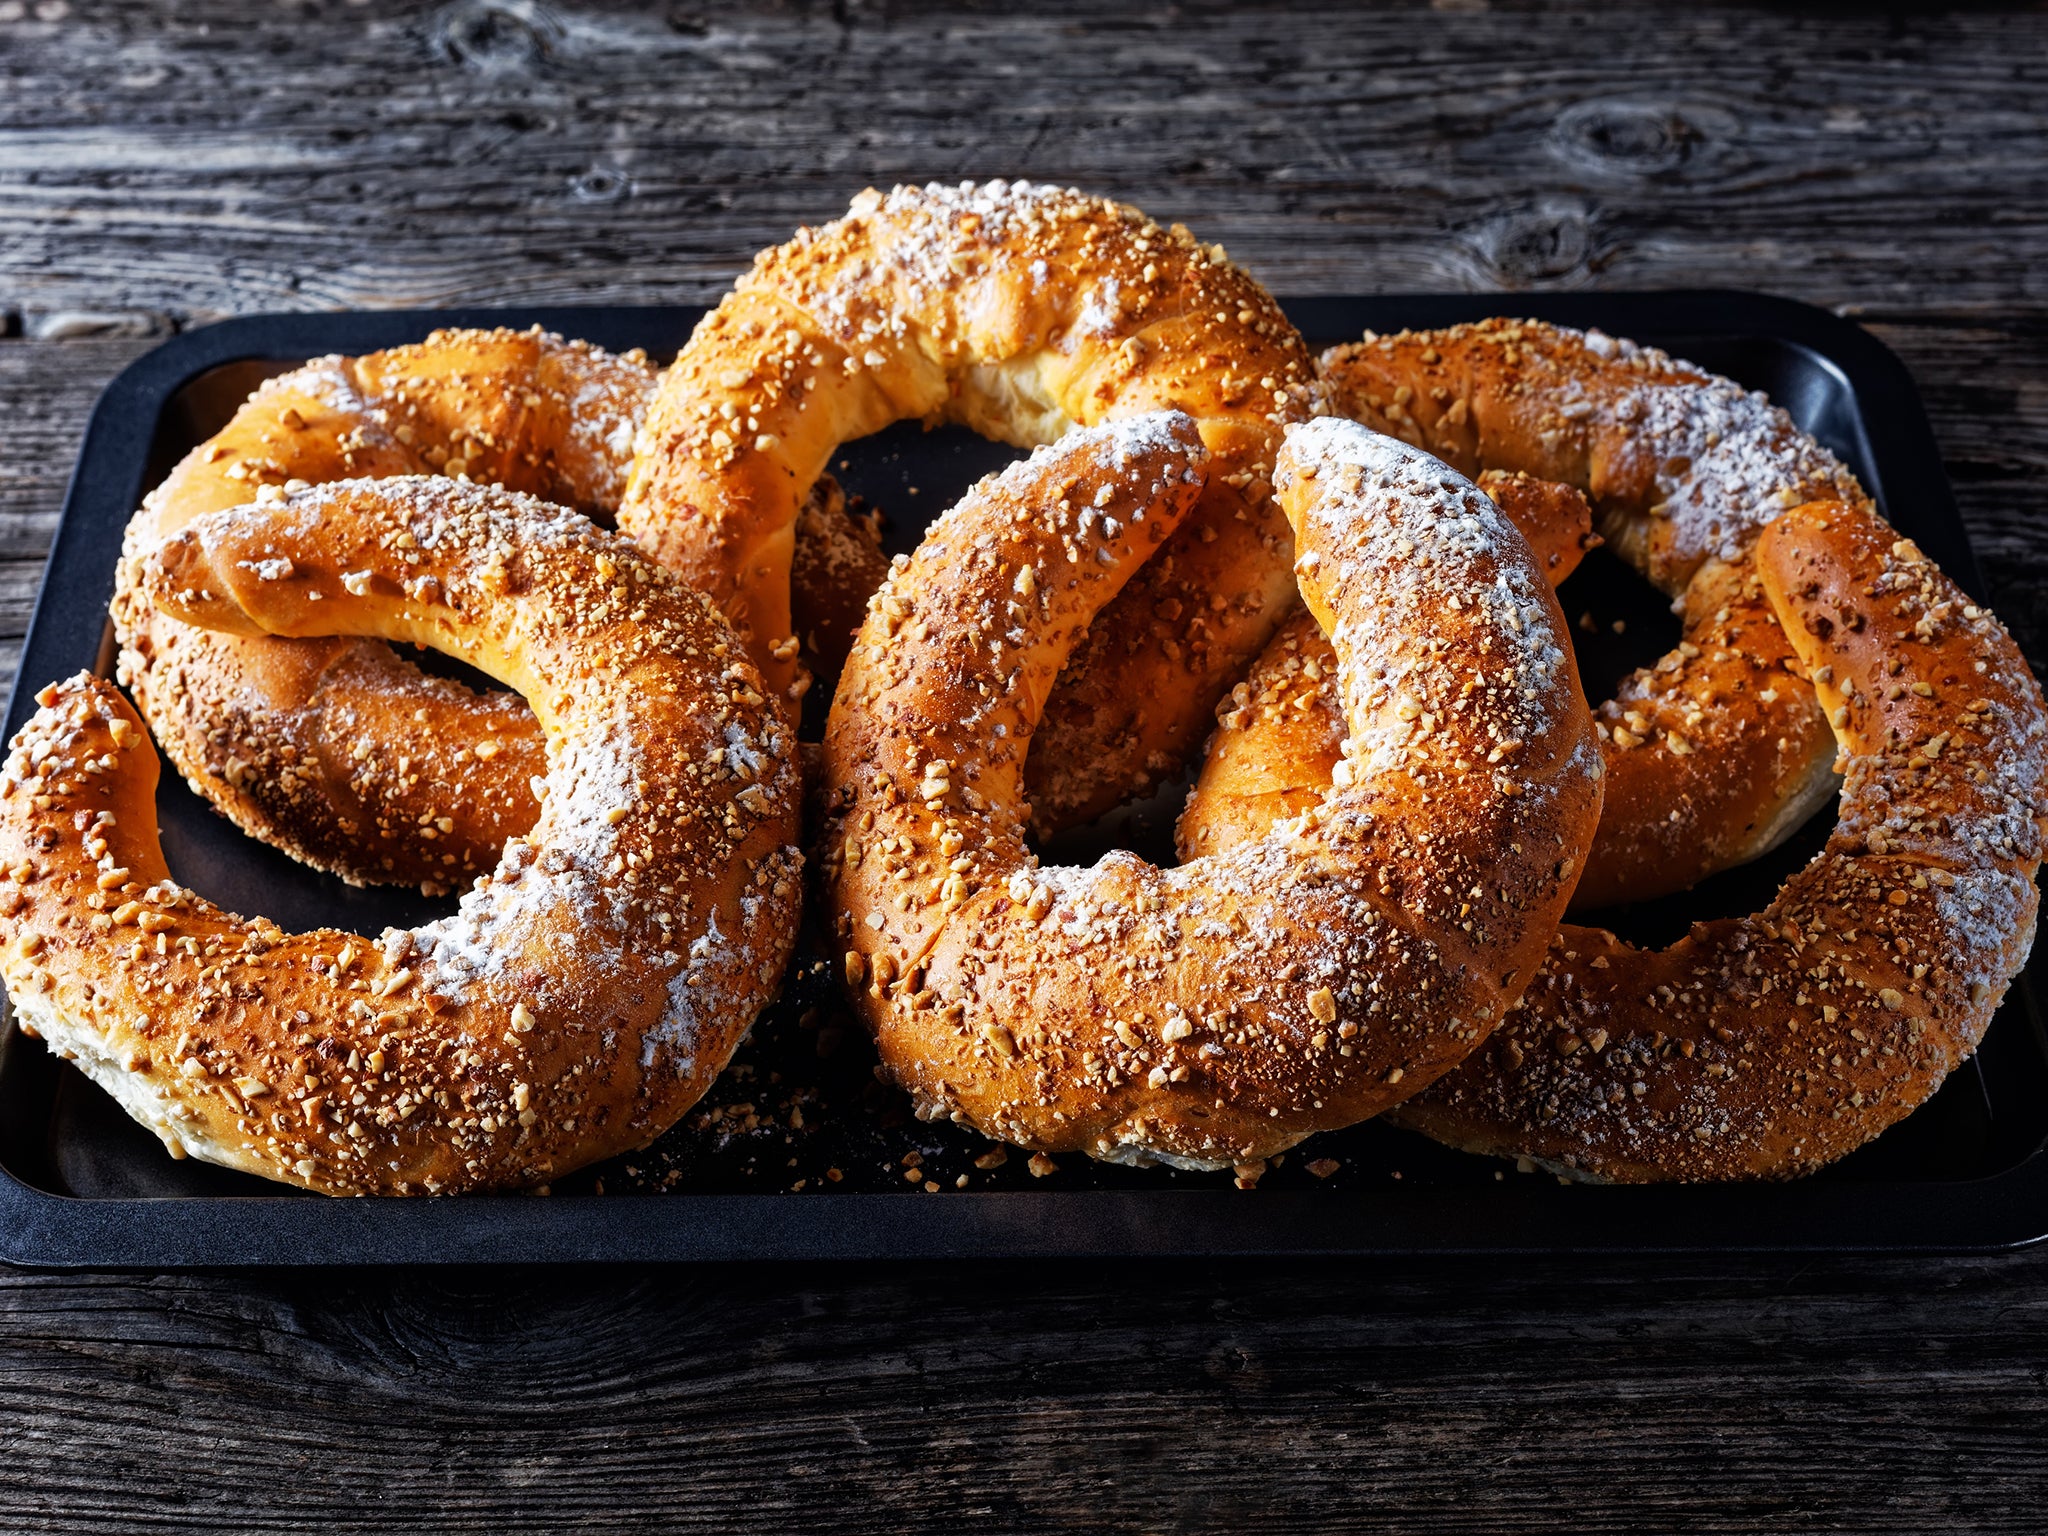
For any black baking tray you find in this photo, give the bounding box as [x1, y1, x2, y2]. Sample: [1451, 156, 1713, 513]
[3, 291, 2044, 1267]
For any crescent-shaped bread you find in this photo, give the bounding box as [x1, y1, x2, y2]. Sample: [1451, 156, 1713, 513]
[820, 415, 1602, 1169]
[3, 477, 801, 1193]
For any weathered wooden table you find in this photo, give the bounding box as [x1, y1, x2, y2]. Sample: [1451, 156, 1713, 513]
[3, 3, 2045, 1529]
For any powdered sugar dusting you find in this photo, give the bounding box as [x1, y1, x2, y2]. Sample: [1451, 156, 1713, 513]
[1583, 330, 1861, 571]
[546, 336, 658, 510]
[1396, 501, 2048, 1181]
[116, 328, 662, 893]
[1322, 318, 1869, 592]
[1277, 418, 1574, 782]
[1095, 408, 1213, 466]
[1931, 867, 2033, 978]
[1075, 277, 1123, 339]
[725, 179, 1325, 423]
[160, 476, 797, 1176]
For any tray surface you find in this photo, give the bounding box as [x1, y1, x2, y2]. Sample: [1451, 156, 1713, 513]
[4, 291, 2044, 1266]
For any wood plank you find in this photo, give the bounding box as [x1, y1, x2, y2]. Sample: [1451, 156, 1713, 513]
[0, 1252, 2041, 1531]
[1865, 311, 2048, 668]
[0, 2, 2043, 321]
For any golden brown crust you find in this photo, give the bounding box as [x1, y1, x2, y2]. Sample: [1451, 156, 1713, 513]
[117, 327, 879, 892]
[1320, 319, 1858, 906]
[1384, 502, 2048, 1179]
[1179, 496, 2046, 1179]
[1176, 472, 1595, 863]
[1174, 607, 1346, 864]
[115, 327, 653, 891]
[1184, 554, 1839, 909]
[1477, 470, 1602, 586]
[4, 478, 802, 1195]
[621, 181, 1325, 834]
[789, 475, 891, 682]
[116, 618, 547, 891]
[819, 416, 1602, 1170]
[1575, 555, 1840, 908]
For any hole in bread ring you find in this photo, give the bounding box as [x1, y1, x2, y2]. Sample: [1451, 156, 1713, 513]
[821, 415, 1602, 1171]
[621, 180, 1325, 839]
[1320, 319, 1873, 907]
[115, 326, 884, 892]
[1390, 501, 2048, 1179]
[5, 478, 802, 1194]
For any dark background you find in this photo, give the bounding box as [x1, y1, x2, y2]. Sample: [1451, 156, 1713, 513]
[3, 3, 2047, 1530]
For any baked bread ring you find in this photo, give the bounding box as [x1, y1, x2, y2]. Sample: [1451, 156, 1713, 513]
[819, 415, 1602, 1170]
[3, 477, 801, 1194]
[1322, 319, 1868, 908]
[116, 326, 882, 892]
[1176, 470, 1596, 861]
[1186, 499, 2048, 1180]
[113, 326, 653, 893]
[623, 180, 1326, 835]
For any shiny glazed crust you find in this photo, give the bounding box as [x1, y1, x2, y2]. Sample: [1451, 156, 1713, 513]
[2, 478, 802, 1194]
[1320, 319, 1858, 907]
[1193, 498, 2047, 1181]
[623, 180, 1326, 834]
[116, 327, 880, 892]
[819, 416, 1602, 1169]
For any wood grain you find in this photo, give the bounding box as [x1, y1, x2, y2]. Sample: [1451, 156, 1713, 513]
[3, 1253, 2048, 1532]
[2, 1, 2047, 1530]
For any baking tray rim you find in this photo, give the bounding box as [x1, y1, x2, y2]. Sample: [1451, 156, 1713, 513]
[2, 288, 2040, 1268]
